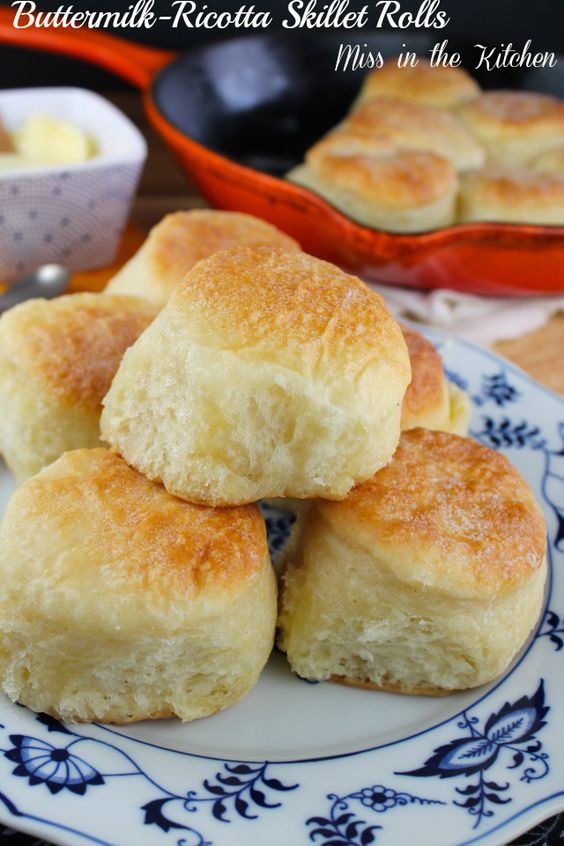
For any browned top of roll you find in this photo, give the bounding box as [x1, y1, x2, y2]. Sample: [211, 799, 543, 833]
[459, 167, 564, 216]
[139, 210, 299, 292]
[305, 131, 457, 209]
[170, 247, 410, 382]
[318, 428, 546, 598]
[358, 59, 480, 109]
[5, 449, 268, 605]
[460, 90, 564, 135]
[343, 97, 484, 168]
[0, 293, 156, 411]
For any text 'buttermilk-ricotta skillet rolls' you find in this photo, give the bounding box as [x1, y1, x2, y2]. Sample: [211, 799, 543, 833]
[353, 59, 481, 111]
[0, 449, 277, 723]
[104, 209, 301, 308]
[101, 248, 411, 506]
[0, 293, 157, 481]
[400, 324, 471, 435]
[278, 428, 547, 695]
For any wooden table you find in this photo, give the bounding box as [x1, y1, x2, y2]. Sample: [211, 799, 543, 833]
[94, 92, 564, 397]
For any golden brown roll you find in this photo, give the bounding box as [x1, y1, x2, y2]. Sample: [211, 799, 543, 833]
[105, 209, 301, 308]
[0, 293, 156, 481]
[264, 328, 470, 513]
[343, 97, 485, 172]
[278, 428, 547, 695]
[289, 131, 458, 233]
[529, 145, 564, 174]
[101, 248, 411, 506]
[355, 59, 480, 110]
[0, 449, 277, 723]
[400, 324, 471, 435]
[458, 167, 564, 226]
[458, 91, 564, 167]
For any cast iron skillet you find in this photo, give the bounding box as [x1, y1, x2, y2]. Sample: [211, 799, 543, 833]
[0, 10, 563, 295]
[154, 31, 564, 174]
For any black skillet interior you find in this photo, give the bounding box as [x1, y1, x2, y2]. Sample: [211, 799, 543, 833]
[153, 31, 564, 177]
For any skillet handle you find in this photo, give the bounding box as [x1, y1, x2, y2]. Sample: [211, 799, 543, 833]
[0, 6, 175, 89]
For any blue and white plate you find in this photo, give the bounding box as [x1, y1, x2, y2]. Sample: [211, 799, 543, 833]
[0, 332, 562, 846]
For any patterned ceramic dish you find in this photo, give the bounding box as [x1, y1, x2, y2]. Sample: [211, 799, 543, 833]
[0, 332, 562, 846]
[0, 88, 146, 283]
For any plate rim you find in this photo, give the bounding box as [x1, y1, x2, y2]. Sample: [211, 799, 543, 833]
[0, 330, 563, 846]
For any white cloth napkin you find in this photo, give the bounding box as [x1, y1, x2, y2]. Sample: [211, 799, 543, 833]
[366, 282, 564, 346]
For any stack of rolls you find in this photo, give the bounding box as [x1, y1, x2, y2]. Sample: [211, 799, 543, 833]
[457, 91, 564, 225]
[0, 212, 302, 723]
[104, 209, 301, 308]
[288, 59, 564, 229]
[0, 206, 547, 723]
[0, 211, 301, 480]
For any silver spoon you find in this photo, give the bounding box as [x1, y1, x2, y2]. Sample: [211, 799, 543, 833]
[0, 264, 70, 313]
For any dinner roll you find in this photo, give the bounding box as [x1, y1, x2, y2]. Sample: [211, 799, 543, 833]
[355, 59, 480, 110]
[0, 293, 156, 481]
[101, 248, 411, 505]
[105, 210, 301, 308]
[529, 145, 564, 175]
[289, 132, 458, 232]
[458, 167, 564, 226]
[278, 428, 547, 694]
[264, 329, 470, 512]
[458, 91, 564, 167]
[0, 449, 276, 723]
[344, 97, 485, 172]
[401, 324, 471, 435]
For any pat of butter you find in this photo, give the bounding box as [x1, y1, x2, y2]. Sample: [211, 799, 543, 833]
[12, 115, 95, 165]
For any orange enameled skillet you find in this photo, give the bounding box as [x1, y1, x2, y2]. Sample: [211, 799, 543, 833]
[1, 9, 563, 296]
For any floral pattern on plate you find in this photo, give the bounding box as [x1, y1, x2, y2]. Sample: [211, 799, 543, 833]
[0, 331, 562, 846]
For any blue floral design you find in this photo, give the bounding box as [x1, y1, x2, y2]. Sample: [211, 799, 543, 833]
[143, 761, 297, 836]
[308, 785, 443, 845]
[399, 682, 549, 828]
[537, 610, 564, 651]
[474, 417, 545, 451]
[1, 712, 297, 845]
[473, 372, 521, 407]
[0, 340, 562, 846]
[5, 734, 103, 795]
[445, 367, 520, 407]
[472, 418, 564, 552]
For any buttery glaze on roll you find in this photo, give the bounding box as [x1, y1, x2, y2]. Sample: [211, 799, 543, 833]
[105, 209, 301, 308]
[458, 167, 564, 226]
[355, 59, 481, 110]
[0, 449, 277, 723]
[529, 145, 564, 174]
[278, 428, 547, 695]
[0, 293, 156, 481]
[289, 132, 458, 233]
[400, 324, 471, 435]
[343, 97, 485, 172]
[459, 91, 564, 167]
[101, 248, 411, 506]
